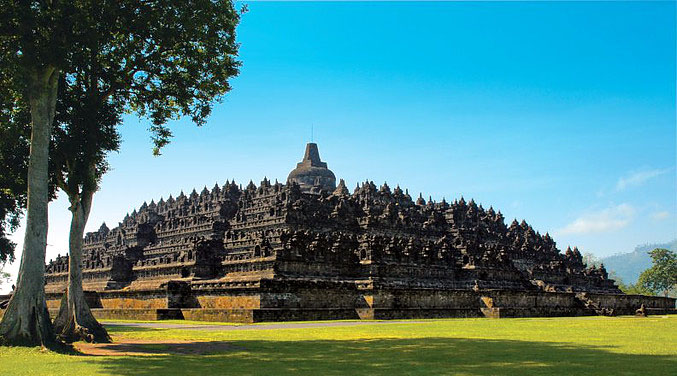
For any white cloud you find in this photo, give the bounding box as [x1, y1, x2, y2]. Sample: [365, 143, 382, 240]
[557, 204, 635, 235]
[616, 168, 670, 191]
[651, 211, 670, 221]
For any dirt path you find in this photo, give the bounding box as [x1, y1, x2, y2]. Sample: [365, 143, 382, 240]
[101, 320, 426, 331]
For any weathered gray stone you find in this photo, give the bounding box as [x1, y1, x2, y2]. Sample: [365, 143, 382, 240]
[40, 143, 675, 322]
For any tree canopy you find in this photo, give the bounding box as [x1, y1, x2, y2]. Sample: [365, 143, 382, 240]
[638, 248, 677, 297]
[0, 0, 243, 260]
[71, 0, 242, 155]
[0, 112, 29, 264]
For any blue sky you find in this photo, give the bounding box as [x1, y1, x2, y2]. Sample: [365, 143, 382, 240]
[3, 1, 676, 290]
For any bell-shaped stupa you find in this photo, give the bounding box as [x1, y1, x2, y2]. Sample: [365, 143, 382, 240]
[287, 143, 336, 192]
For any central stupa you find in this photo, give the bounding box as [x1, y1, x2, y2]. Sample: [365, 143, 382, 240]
[286, 143, 336, 192]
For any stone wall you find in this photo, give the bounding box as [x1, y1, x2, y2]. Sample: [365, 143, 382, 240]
[586, 293, 676, 314]
[7, 284, 677, 323]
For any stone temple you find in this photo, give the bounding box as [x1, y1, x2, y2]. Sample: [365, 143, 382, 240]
[42, 143, 675, 322]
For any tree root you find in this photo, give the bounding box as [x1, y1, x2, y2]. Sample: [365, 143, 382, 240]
[53, 292, 111, 344]
[0, 297, 57, 348]
[56, 320, 110, 344]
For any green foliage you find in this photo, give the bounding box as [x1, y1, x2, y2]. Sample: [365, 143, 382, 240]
[610, 272, 652, 295]
[619, 283, 652, 296]
[0, 1, 80, 74]
[0, 265, 9, 287]
[0, 0, 88, 264]
[0, 47, 28, 263]
[601, 240, 677, 285]
[0, 99, 29, 263]
[51, 74, 122, 197]
[29, 0, 242, 197]
[47, 0, 243, 195]
[638, 248, 677, 297]
[66, 0, 243, 156]
[0, 0, 242, 258]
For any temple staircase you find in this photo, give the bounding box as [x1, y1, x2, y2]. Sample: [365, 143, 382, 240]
[575, 292, 615, 316]
[480, 296, 500, 318]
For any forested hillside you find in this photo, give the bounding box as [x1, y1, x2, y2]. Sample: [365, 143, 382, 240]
[602, 240, 677, 284]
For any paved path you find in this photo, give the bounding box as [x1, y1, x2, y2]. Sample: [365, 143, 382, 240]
[102, 320, 427, 331]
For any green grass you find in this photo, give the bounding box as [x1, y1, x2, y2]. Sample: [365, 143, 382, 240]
[1, 316, 676, 375]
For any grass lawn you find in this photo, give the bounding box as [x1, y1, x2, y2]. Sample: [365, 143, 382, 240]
[1, 315, 675, 375]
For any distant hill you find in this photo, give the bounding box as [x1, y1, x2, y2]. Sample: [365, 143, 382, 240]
[601, 240, 677, 284]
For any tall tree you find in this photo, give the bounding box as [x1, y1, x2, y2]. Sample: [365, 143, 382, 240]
[50, 0, 242, 343]
[1, 0, 241, 346]
[0, 0, 80, 347]
[50, 76, 121, 343]
[638, 248, 677, 297]
[0, 59, 58, 293]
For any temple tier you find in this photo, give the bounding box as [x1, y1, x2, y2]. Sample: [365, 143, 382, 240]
[42, 143, 676, 322]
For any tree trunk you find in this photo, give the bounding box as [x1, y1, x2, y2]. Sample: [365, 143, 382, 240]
[0, 68, 59, 347]
[53, 188, 110, 343]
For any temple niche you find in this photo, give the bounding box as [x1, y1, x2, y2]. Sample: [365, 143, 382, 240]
[42, 143, 676, 322]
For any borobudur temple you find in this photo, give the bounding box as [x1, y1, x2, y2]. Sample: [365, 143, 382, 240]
[42, 143, 676, 322]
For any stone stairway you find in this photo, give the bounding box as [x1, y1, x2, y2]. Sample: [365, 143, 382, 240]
[575, 292, 615, 316]
[480, 296, 500, 318]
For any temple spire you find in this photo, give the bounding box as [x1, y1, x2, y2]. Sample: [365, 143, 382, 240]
[287, 142, 336, 192]
[302, 143, 325, 167]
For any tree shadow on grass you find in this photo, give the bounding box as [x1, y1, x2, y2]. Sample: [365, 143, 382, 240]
[77, 340, 237, 356]
[103, 325, 167, 335]
[87, 337, 676, 376]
